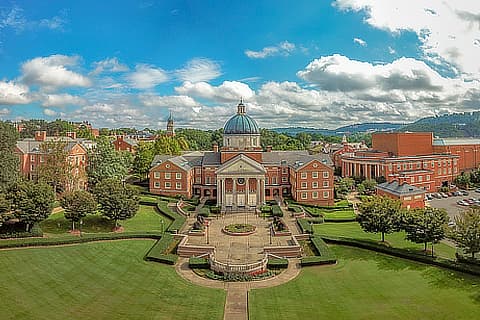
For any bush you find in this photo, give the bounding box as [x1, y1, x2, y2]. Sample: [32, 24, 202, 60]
[261, 205, 272, 214]
[144, 234, 179, 265]
[157, 201, 186, 233]
[297, 218, 313, 234]
[267, 258, 289, 269]
[301, 256, 337, 266]
[272, 205, 283, 217]
[210, 206, 220, 214]
[305, 217, 324, 224]
[189, 257, 210, 269]
[288, 205, 303, 213]
[198, 207, 210, 217]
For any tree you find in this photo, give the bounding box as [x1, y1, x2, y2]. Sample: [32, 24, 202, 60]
[154, 135, 188, 155]
[93, 178, 139, 229]
[132, 142, 155, 180]
[403, 207, 449, 256]
[358, 196, 402, 242]
[336, 177, 355, 198]
[0, 121, 19, 191]
[450, 208, 480, 259]
[87, 138, 132, 186]
[7, 180, 54, 231]
[60, 190, 97, 231]
[357, 179, 377, 195]
[37, 140, 73, 195]
[454, 173, 471, 189]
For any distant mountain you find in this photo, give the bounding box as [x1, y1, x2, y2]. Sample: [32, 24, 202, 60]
[272, 122, 404, 136]
[399, 112, 480, 137]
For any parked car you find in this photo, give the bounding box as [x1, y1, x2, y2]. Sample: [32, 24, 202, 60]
[441, 193, 449, 198]
[432, 193, 442, 199]
[447, 192, 454, 197]
[426, 194, 433, 200]
[459, 190, 469, 196]
[448, 221, 456, 227]
[457, 200, 469, 206]
[475, 188, 480, 193]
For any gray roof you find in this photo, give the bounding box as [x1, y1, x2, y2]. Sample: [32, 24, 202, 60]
[262, 151, 333, 168]
[202, 152, 221, 166]
[151, 155, 176, 167]
[123, 138, 139, 147]
[377, 181, 425, 196]
[16, 140, 83, 154]
[433, 138, 480, 146]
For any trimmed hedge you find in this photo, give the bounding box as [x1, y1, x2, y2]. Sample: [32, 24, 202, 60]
[267, 258, 289, 269]
[198, 207, 210, 217]
[157, 201, 186, 233]
[324, 217, 357, 223]
[288, 205, 303, 213]
[297, 218, 313, 234]
[261, 205, 272, 214]
[300, 256, 337, 266]
[305, 217, 324, 224]
[300, 236, 337, 266]
[272, 205, 283, 217]
[321, 235, 480, 276]
[144, 233, 179, 265]
[189, 257, 210, 269]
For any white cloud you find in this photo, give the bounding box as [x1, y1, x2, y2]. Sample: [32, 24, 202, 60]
[175, 81, 254, 102]
[0, 6, 26, 31]
[1, 6, 67, 33]
[140, 95, 199, 110]
[388, 46, 396, 55]
[0, 108, 10, 116]
[353, 37, 367, 46]
[91, 57, 129, 75]
[40, 93, 86, 107]
[21, 55, 91, 90]
[127, 64, 169, 89]
[175, 58, 221, 82]
[43, 108, 58, 116]
[0, 80, 31, 105]
[333, 0, 480, 77]
[245, 41, 296, 59]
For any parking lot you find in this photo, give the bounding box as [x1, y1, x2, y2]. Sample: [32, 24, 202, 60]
[428, 192, 477, 220]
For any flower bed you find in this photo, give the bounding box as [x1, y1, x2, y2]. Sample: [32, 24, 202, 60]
[222, 223, 256, 236]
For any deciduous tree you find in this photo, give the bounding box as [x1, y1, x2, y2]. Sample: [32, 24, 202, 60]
[60, 190, 97, 231]
[0, 121, 19, 191]
[450, 208, 480, 259]
[358, 196, 402, 242]
[37, 140, 73, 195]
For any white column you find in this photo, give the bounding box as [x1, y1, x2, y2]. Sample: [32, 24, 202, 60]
[222, 178, 226, 207]
[256, 178, 261, 205]
[216, 178, 221, 206]
[233, 178, 237, 206]
[261, 178, 265, 204]
[245, 178, 249, 207]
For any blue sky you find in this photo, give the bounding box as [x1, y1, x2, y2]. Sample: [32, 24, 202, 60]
[0, 1, 479, 129]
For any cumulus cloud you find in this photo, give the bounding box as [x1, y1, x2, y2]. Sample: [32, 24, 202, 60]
[0, 80, 31, 105]
[175, 58, 221, 82]
[91, 57, 129, 75]
[0, 6, 67, 33]
[245, 41, 296, 59]
[353, 37, 367, 46]
[175, 81, 254, 102]
[333, 0, 480, 77]
[140, 94, 199, 109]
[0, 108, 10, 116]
[43, 108, 58, 116]
[21, 55, 91, 91]
[40, 93, 86, 107]
[127, 64, 169, 89]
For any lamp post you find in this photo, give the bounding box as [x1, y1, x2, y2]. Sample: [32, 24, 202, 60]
[269, 223, 272, 245]
[79, 219, 83, 237]
[160, 219, 164, 234]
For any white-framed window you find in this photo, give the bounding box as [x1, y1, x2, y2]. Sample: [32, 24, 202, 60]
[272, 177, 277, 184]
[438, 169, 442, 175]
[312, 191, 318, 199]
[301, 182, 307, 189]
[312, 181, 318, 188]
[282, 168, 287, 174]
[165, 182, 171, 189]
[431, 160, 435, 168]
[313, 163, 318, 168]
[323, 181, 329, 187]
[282, 177, 288, 183]
[165, 164, 170, 168]
[40, 156, 44, 163]
[403, 196, 412, 201]
[176, 182, 182, 189]
[448, 168, 451, 174]
[301, 172, 307, 179]
[301, 192, 307, 199]
[411, 177, 414, 183]
[154, 172, 160, 179]
[416, 162, 421, 169]
[176, 173, 182, 179]
[195, 177, 201, 183]
[414, 195, 422, 199]
[427, 175, 430, 181]
[30, 155, 35, 162]
[154, 182, 160, 188]
[397, 164, 401, 170]
[265, 177, 269, 184]
[312, 172, 318, 178]
[323, 191, 329, 198]
[206, 177, 211, 184]
[323, 171, 329, 178]
[418, 176, 423, 182]
[31, 164, 34, 171]
[165, 172, 171, 179]
[443, 168, 447, 174]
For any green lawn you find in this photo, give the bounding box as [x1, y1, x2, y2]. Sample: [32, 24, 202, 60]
[250, 245, 480, 320]
[40, 205, 172, 236]
[314, 222, 456, 259]
[0, 240, 225, 320]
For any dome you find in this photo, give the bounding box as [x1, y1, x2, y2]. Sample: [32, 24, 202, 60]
[223, 101, 260, 134]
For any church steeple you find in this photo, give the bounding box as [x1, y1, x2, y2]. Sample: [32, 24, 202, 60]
[166, 112, 175, 137]
[237, 98, 246, 115]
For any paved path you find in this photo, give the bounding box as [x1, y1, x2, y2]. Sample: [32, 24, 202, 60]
[175, 257, 302, 320]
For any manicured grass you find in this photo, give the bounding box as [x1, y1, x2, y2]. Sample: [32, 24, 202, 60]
[40, 205, 172, 235]
[314, 222, 456, 259]
[250, 245, 480, 320]
[0, 241, 225, 320]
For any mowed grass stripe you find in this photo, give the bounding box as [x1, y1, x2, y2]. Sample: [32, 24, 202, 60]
[0, 241, 225, 320]
[249, 245, 479, 320]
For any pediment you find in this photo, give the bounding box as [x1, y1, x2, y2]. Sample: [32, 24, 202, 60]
[216, 154, 266, 175]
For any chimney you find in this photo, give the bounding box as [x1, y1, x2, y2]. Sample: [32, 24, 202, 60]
[66, 131, 77, 140]
[266, 145, 272, 152]
[35, 131, 47, 142]
[213, 143, 219, 152]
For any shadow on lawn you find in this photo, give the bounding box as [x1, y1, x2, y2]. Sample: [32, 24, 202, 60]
[40, 214, 116, 234]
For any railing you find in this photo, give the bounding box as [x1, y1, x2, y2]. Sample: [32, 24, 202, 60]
[209, 253, 268, 274]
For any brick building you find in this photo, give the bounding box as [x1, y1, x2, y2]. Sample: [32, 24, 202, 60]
[149, 100, 335, 209]
[15, 131, 88, 191]
[340, 132, 459, 192]
[376, 180, 426, 209]
[113, 136, 139, 153]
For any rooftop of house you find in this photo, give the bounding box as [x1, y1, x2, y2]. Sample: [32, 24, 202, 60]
[377, 180, 426, 197]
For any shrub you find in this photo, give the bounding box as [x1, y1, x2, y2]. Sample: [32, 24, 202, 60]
[261, 205, 272, 213]
[144, 234, 179, 265]
[210, 206, 220, 214]
[297, 218, 313, 234]
[267, 258, 288, 269]
[189, 257, 210, 269]
[288, 205, 303, 213]
[301, 256, 337, 266]
[157, 201, 186, 233]
[198, 207, 210, 217]
[272, 205, 283, 217]
[306, 217, 324, 224]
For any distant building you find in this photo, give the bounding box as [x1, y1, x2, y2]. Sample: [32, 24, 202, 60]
[376, 180, 426, 209]
[15, 131, 88, 191]
[149, 100, 335, 209]
[332, 134, 368, 168]
[166, 113, 175, 137]
[113, 136, 139, 153]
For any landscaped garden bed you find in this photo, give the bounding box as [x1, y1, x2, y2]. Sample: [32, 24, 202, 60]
[222, 223, 256, 236]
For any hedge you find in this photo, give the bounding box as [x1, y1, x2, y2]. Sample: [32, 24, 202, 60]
[323, 217, 357, 223]
[144, 233, 179, 265]
[321, 235, 480, 276]
[189, 257, 210, 269]
[305, 217, 324, 224]
[267, 258, 289, 269]
[311, 236, 335, 259]
[288, 205, 303, 213]
[157, 201, 186, 233]
[272, 205, 283, 217]
[300, 256, 337, 266]
[297, 218, 313, 234]
[261, 205, 272, 213]
[198, 207, 210, 217]
[0, 231, 163, 249]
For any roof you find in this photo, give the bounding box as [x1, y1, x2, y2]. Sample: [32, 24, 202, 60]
[262, 150, 333, 168]
[202, 151, 221, 165]
[376, 181, 426, 197]
[224, 114, 260, 134]
[16, 140, 84, 154]
[433, 138, 480, 146]
[122, 138, 139, 147]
